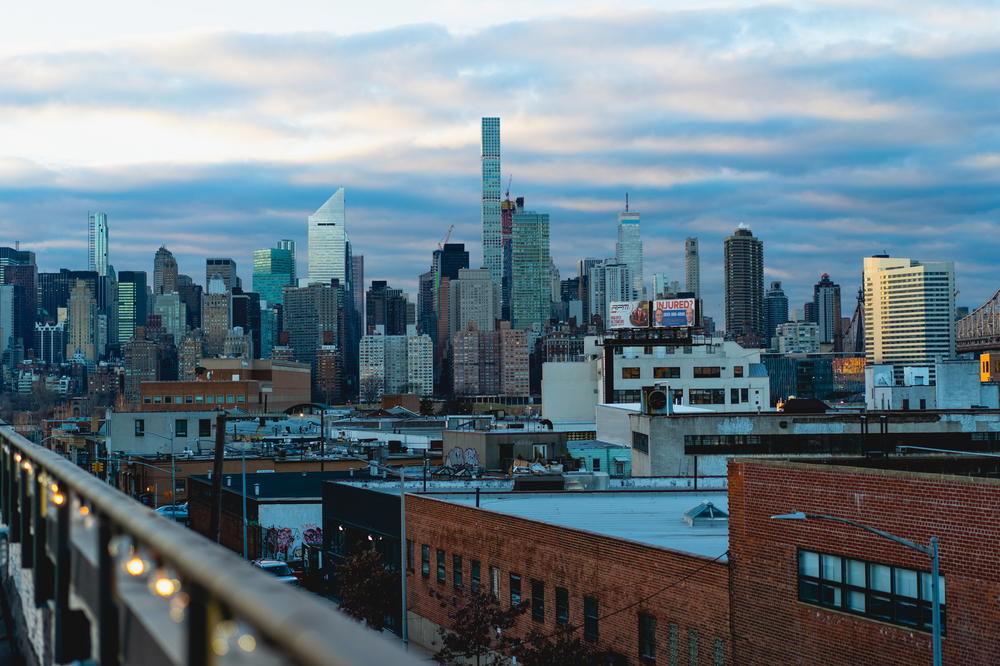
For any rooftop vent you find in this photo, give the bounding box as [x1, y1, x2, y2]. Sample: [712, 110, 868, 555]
[683, 501, 728, 526]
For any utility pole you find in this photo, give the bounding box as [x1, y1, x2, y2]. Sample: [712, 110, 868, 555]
[209, 412, 226, 543]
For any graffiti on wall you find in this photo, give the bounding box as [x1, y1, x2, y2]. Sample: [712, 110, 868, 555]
[445, 446, 481, 470]
[263, 523, 323, 560]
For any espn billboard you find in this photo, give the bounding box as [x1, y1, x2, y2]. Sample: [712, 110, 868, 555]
[652, 298, 696, 327]
[608, 300, 650, 329]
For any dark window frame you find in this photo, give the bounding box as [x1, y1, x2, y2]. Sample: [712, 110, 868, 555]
[639, 612, 657, 664]
[555, 587, 569, 625]
[174, 419, 188, 438]
[509, 573, 521, 607]
[583, 596, 599, 642]
[436, 549, 446, 583]
[453, 554, 463, 587]
[796, 548, 945, 634]
[421, 545, 430, 578]
[531, 579, 545, 621]
[471, 560, 481, 593]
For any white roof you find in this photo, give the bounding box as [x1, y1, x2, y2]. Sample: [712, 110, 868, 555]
[598, 402, 715, 414]
[433, 490, 729, 560]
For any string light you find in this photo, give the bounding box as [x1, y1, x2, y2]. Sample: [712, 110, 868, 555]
[52, 493, 65, 505]
[125, 557, 146, 576]
[153, 576, 178, 597]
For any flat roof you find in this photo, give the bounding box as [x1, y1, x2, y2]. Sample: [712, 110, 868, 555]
[427, 490, 729, 561]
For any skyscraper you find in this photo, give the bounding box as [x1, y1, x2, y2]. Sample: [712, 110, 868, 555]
[588, 261, 631, 329]
[351, 254, 364, 324]
[615, 208, 643, 298]
[863, 256, 955, 371]
[724, 226, 764, 342]
[510, 204, 551, 329]
[308, 187, 349, 285]
[116, 271, 147, 344]
[366, 281, 408, 336]
[206, 258, 239, 291]
[449, 268, 501, 334]
[66, 279, 97, 362]
[277, 239, 297, 284]
[685, 237, 700, 299]
[481, 117, 502, 283]
[764, 281, 789, 344]
[88, 212, 109, 277]
[253, 245, 295, 306]
[577, 257, 603, 325]
[153, 246, 178, 295]
[812, 273, 842, 347]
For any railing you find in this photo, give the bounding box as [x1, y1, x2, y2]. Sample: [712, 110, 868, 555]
[0, 425, 421, 666]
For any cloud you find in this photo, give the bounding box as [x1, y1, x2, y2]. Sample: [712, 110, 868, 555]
[0, 4, 998, 322]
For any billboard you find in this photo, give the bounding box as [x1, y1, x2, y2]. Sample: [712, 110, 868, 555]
[652, 298, 696, 328]
[608, 300, 650, 329]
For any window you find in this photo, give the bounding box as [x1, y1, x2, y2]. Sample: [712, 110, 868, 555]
[639, 613, 657, 664]
[490, 566, 500, 599]
[153, 396, 162, 404]
[185, 395, 193, 404]
[164, 395, 173, 404]
[592, 457, 601, 471]
[174, 419, 188, 438]
[437, 549, 446, 583]
[797, 549, 945, 633]
[143, 396, 151, 404]
[198, 419, 212, 438]
[919, 399, 927, 410]
[733, 366, 744, 378]
[421, 545, 430, 578]
[174, 395, 182, 405]
[689, 389, 725, 405]
[330, 525, 345, 555]
[237, 395, 245, 403]
[453, 555, 463, 587]
[654, 366, 680, 379]
[226, 395, 235, 404]
[509, 573, 521, 606]
[622, 367, 641, 379]
[740, 388, 748, 403]
[693, 366, 721, 378]
[731, 388, 740, 404]
[471, 560, 481, 593]
[632, 431, 649, 453]
[688, 630, 698, 666]
[583, 596, 599, 641]
[531, 579, 544, 621]
[902, 399, 910, 410]
[216, 395, 224, 404]
[206, 395, 214, 404]
[406, 540, 413, 571]
[669, 624, 679, 666]
[134, 419, 145, 436]
[195, 395, 204, 404]
[555, 587, 569, 626]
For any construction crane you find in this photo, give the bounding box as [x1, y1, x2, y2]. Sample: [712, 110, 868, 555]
[438, 224, 455, 250]
[504, 174, 513, 201]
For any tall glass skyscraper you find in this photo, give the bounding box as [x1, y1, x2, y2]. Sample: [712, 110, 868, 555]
[685, 237, 700, 299]
[615, 209, 643, 298]
[88, 212, 109, 277]
[253, 245, 295, 306]
[116, 270, 147, 344]
[510, 205, 551, 330]
[308, 188, 349, 285]
[724, 225, 764, 341]
[481, 118, 502, 283]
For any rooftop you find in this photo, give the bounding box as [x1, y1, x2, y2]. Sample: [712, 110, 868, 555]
[427, 490, 729, 560]
[788, 455, 1000, 480]
[190, 470, 377, 499]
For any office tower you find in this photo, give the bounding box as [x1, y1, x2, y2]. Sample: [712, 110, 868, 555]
[510, 203, 551, 329]
[499, 322, 529, 396]
[0, 285, 16, 356]
[359, 328, 434, 399]
[253, 245, 295, 306]
[433, 243, 470, 284]
[685, 238, 700, 299]
[66, 279, 97, 362]
[259, 303, 281, 359]
[314, 334, 342, 405]
[449, 268, 501, 334]
[34, 322, 66, 365]
[206, 258, 239, 291]
[88, 212, 109, 276]
[723, 225, 764, 341]
[550, 259, 561, 304]
[481, 117, 502, 283]
[451, 321, 528, 397]
[223, 328, 252, 361]
[201, 277, 231, 356]
[588, 261, 631, 329]
[308, 187, 349, 285]
[122, 328, 158, 403]
[153, 246, 178, 295]
[813, 273, 842, 347]
[277, 239, 297, 283]
[351, 254, 364, 324]
[177, 331, 204, 380]
[764, 281, 789, 342]
[366, 281, 408, 336]
[863, 256, 955, 371]
[407, 334, 433, 396]
[38, 270, 98, 322]
[282, 283, 343, 366]
[615, 207, 643, 298]
[500, 195, 518, 319]
[116, 271, 147, 344]
[418, 270, 436, 338]
[0, 247, 36, 350]
[231, 288, 262, 358]
[152, 292, 187, 344]
[652, 273, 681, 299]
[577, 257, 603, 325]
[776, 321, 821, 354]
[176, 274, 202, 330]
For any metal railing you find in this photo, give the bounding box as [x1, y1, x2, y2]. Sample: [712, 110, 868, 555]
[0, 425, 422, 666]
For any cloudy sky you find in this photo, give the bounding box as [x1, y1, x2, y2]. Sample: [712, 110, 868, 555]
[1, 0, 998, 323]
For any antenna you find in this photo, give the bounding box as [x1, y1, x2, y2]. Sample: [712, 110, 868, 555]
[625, 193, 629, 212]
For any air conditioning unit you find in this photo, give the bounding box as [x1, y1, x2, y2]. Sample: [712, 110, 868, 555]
[641, 385, 672, 415]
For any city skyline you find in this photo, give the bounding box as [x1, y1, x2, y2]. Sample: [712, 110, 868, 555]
[0, 2, 998, 321]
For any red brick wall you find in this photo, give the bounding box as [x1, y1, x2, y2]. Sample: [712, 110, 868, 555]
[406, 494, 730, 664]
[728, 459, 1000, 665]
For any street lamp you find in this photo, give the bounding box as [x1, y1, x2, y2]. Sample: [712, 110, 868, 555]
[771, 511, 942, 666]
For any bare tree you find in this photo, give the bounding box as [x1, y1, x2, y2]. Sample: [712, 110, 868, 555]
[335, 549, 398, 631]
[359, 375, 382, 406]
[434, 590, 524, 666]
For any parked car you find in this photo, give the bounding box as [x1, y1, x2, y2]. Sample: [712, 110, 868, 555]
[154, 503, 189, 522]
[252, 559, 298, 584]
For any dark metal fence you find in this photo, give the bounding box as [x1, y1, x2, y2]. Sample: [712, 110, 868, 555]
[0, 425, 421, 665]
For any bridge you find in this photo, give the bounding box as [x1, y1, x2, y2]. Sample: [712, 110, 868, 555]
[0, 425, 421, 665]
[957, 289, 1000, 354]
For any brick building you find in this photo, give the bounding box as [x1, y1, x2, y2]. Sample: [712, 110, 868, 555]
[729, 457, 1000, 665]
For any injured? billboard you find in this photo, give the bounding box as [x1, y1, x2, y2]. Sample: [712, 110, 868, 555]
[652, 298, 697, 327]
[608, 300, 650, 329]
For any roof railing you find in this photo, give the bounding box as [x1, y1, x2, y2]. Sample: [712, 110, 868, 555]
[0, 425, 421, 666]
